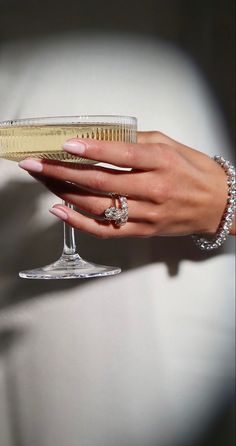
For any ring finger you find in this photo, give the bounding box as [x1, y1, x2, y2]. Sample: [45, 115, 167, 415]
[40, 177, 155, 222]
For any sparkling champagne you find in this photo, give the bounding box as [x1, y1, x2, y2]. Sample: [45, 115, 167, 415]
[0, 122, 136, 163]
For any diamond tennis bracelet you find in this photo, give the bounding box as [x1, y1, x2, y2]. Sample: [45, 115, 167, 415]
[192, 155, 236, 251]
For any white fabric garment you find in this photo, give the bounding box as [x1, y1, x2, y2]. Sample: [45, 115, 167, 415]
[0, 33, 235, 446]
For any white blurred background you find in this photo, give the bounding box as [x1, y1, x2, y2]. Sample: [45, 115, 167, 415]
[0, 1, 235, 446]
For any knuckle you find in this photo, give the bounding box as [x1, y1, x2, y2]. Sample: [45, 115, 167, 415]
[43, 163, 59, 178]
[53, 164, 66, 176]
[92, 171, 107, 190]
[68, 219, 80, 231]
[125, 145, 137, 165]
[159, 182, 171, 202]
[148, 131, 168, 143]
[93, 203, 105, 215]
[157, 144, 177, 170]
[150, 179, 171, 204]
[151, 130, 163, 138]
[93, 144, 103, 158]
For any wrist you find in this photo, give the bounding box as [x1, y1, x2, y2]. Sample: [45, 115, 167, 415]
[193, 156, 236, 251]
[206, 160, 229, 234]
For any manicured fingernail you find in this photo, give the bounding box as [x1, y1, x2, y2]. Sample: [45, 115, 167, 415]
[63, 139, 86, 155]
[19, 159, 43, 172]
[49, 207, 68, 221]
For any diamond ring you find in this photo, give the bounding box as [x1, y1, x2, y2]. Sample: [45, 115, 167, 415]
[104, 196, 128, 226]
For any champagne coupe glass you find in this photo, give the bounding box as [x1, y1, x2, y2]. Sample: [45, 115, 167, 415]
[0, 115, 137, 279]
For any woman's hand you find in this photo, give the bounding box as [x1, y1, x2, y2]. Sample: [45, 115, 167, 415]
[19, 131, 234, 238]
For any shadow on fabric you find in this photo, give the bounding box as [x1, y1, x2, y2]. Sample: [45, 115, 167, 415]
[0, 179, 224, 310]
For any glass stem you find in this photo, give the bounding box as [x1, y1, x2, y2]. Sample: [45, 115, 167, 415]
[62, 201, 80, 258]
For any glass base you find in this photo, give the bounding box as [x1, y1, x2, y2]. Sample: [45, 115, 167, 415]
[19, 254, 121, 279]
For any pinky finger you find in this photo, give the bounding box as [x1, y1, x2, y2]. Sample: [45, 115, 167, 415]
[49, 204, 151, 238]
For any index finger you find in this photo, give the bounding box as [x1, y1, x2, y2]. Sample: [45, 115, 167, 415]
[63, 138, 159, 170]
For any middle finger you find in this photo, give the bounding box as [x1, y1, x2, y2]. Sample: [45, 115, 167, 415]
[19, 159, 148, 199]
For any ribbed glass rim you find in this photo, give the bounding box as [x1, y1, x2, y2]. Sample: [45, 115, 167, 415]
[0, 115, 137, 127]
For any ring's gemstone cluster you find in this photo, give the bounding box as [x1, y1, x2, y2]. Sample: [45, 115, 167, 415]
[105, 196, 128, 226]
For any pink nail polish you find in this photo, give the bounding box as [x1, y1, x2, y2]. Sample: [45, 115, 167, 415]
[50, 207, 68, 221]
[63, 139, 86, 155]
[19, 159, 43, 172]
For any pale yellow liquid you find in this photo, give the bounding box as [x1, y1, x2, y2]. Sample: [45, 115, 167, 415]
[0, 123, 136, 163]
